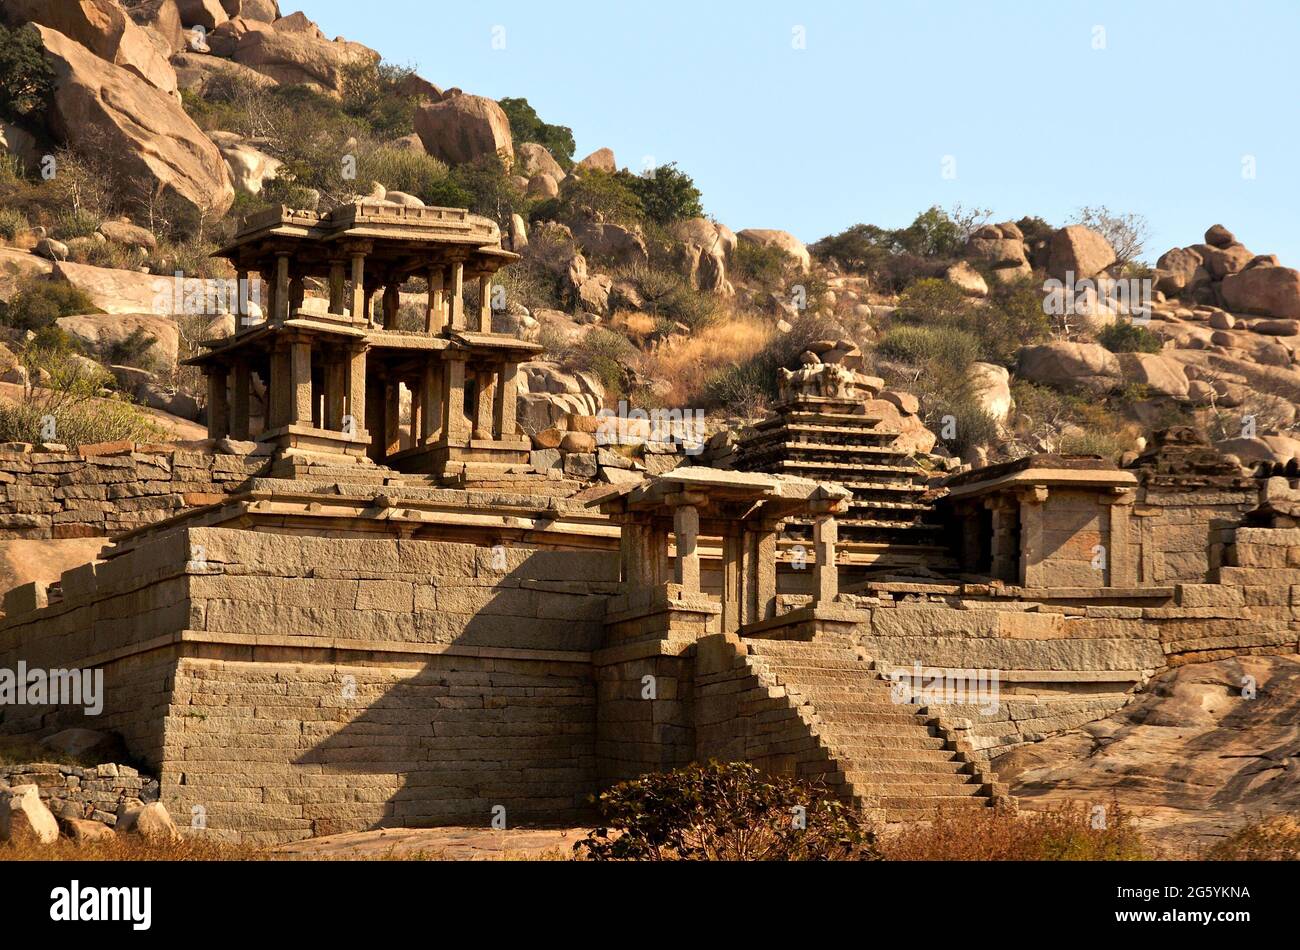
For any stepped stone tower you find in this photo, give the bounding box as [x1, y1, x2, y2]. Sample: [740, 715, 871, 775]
[735, 357, 951, 573]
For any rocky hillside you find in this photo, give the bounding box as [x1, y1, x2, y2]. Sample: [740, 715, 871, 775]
[1, 1, 1299, 484]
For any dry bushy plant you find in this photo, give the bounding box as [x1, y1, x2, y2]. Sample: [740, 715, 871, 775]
[881, 800, 1150, 861]
[1204, 816, 1300, 861]
[577, 761, 880, 861]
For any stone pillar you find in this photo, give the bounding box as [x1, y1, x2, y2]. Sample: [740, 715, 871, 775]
[812, 513, 838, 605]
[346, 344, 366, 437]
[268, 341, 292, 430]
[427, 266, 445, 333]
[291, 338, 312, 426]
[384, 381, 401, 456]
[205, 366, 229, 439]
[449, 260, 465, 329]
[1105, 489, 1137, 587]
[274, 253, 290, 321]
[231, 359, 250, 440]
[328, 261, 346, 315]
[421, 358, 441, 444]
[326, 354, 347, 430]
[494, 361, 518, 441]
[473, 369, 496, 440]
[987, 496, 1018, 582]
[1018, 485, 1049, 588]
[672, 502, 701, 593]
[289, 274, 305, 314]
[442, 355, 469, 442]
[478, 273, 493, 333]
[721, 529, 743, 634]
[349, 251, 366, 321]
[382, 283, 400, 330]
[755, 524, 777, 622]
[363, 284, 377, 327]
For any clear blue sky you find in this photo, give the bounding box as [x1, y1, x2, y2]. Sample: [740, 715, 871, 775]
[296, 0, 1300, 264]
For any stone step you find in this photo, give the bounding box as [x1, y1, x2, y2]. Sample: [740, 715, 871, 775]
[855, 780, 984, 798]
[881, 798, 993, 820]
[743, 639, 857, 656]
[752, 658, 873, 674]
[842, 759, 972, 777]
[827, 734, 950, 752]
[802, 702, 927, 722]
[818, 722, 940, 740]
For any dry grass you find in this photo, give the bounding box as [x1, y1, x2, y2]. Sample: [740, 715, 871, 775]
[1, 837, 265, 861]
[1204, 816, 1300, 861]
[879, 802, 1151, 861]
[639, 312, 773, 408]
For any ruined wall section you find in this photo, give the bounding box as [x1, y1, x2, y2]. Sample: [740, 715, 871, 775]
[0, 443, 268, 542]
[0, 525, 622, 844]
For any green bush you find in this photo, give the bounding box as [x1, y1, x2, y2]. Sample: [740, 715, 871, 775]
[449, 154, 525, 222]
[621, 265, 718, 330]
[625, 163, 703, 225]
[878, 325, 981, 373]
[702, 362, 769, 416]
[0, 275, 99, 332]
[499, 97, 576, 170]
[930, 391, 1001, 457]
[106, 327, 159, 370]
[1098, 319, 1163, 353]
[340, 59, 418, 140]
[0, 24, 54, 121]
[576, 761, 879, 861]
[0, 337, 167, 448]
[731, 240, 796, 290]
[356, 147, 456, 205]
[533, 169, 643, 228]
[561, 327, 637, 399]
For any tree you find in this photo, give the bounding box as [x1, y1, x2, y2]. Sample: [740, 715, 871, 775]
[0, 24, 54, 122]
[1071, 206, 1150, 266]
[498, 97, 576, 170]
[624, 163, 703, 225]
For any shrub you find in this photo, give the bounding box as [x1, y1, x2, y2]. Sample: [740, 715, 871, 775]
[1059, 428, 1129, 460]
[0, 339, 167, 448]
[695, 314, 839, 413]
[533, 169, 643, 228]
[499, 97, 576, 170]
[1098, 319, 1163, 354]
[356, 147, 455, 205]
[1205, 817, 1300, 861]
[576, 761, 880, 861]
[106, 327, 160, 370]
[981, 277, 1052, 364]
[0, 275, 99, 332]
[0, 207, 29, 241]
[340, 59, 418, 139]
[878, 325, 980, 373]
[450, 154, 526, 222]
[731, 240, 795, 290]
[895, 277, 973, 325]
[560, 327, 637, 399]
[880, 800, 1149, 861]
[620, 265, 718, 330]
[625, 163, 703, 225]
[929, 391, 1001, 457]
[0, 24, 54, 121]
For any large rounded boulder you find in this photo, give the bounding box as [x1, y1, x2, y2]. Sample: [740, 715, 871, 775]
[35, 25, 234, 219]
[1017, 341, 1121, 394]
[414, 94, 514, 167]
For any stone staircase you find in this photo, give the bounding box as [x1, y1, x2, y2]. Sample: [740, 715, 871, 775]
[742, 635, 1009, 820]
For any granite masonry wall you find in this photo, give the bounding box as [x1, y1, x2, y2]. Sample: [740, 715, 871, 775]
[0, 442, 268, 541]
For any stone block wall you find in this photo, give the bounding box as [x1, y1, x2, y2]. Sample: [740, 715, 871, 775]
[0, 443, 268, 541]
[0, 524, 623, 843]
[1136, 483, 1256, 584]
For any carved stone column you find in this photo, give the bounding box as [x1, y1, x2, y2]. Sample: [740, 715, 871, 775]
[205, 366, 229, 439]
[1018, 485, 1050, 588]
[230, 358, 250, 440]
[1103, 488, 1137, 587]
[671, 498, 702, 593]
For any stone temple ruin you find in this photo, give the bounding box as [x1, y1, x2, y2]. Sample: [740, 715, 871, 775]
[3, 202, 1299, 843]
